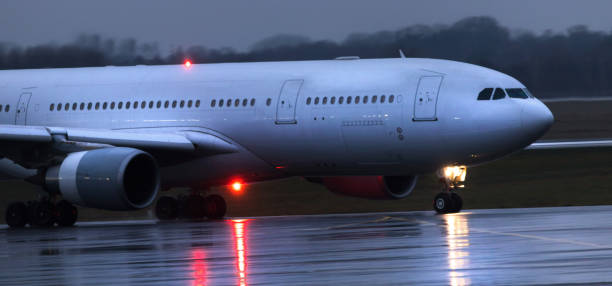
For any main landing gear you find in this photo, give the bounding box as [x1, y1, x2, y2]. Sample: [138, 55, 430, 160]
[155, 192, 227, 221]
[433, 166, 467, 214]
[5, 198, 77, 228]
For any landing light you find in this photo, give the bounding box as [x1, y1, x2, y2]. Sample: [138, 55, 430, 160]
[184, 60, 192, 68]
[444, 166, 467, 182]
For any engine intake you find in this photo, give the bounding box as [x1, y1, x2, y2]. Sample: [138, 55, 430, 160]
[45, 147, 160, 210]
[322, 175, 418, 199]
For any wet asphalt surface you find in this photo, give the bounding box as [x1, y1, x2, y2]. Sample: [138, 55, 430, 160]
[2, 206, 612, 285]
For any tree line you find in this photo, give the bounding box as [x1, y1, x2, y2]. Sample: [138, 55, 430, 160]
[1, 16, 611, 98]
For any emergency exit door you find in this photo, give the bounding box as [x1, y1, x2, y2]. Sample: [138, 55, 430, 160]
[413, 76, 443, 121]
[275, 80, 303, 124]
[15, 92, 31, 125]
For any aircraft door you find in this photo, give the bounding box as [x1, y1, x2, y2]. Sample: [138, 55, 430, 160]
[15, 92, 32, 125]
[275, 80, 303, 124]
[413, 76, 443, 121]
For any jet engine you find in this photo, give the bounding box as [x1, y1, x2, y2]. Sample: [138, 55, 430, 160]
[321, 175, 418, 199]
[44, 147, 160, 210]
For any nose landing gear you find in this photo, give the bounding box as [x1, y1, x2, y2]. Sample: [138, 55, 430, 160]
[433, 166, 467, 214]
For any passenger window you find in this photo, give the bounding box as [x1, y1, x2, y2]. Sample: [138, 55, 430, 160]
[172, 100, 177, 108]
[5, 105, 9, 112]
[242, 99, 248, 106]
[217, 99, 222, 107]
[477, 88, 493, 100]
[331, 97, 336, 104]
[118, 102, 123, 109]
[306, 97, 312, 105]
[80, 103, 85, 110]
[250, 98, 256, 106]
[95, 102, 100, 110]
[110, 102, 115, 110]
[323, 97, 328, 104]
[372, 95, 378, 103]
[363, 96, 368, 104]
[180, 100, 185, 108]
[50, 104, 54, 111]
[225, 99, 230, 107]
[355, 96, 360, 104]
[506, 88, 529, 99]
[211, 99, 216, 107]
[389, 95, 395, 103]
[125, 102, 130, 109]
[492, 88, 506, 100]
[57, 103, 62, 110]
[157, 101, 162, 108]
[314, 97, 320, 105]
[339, 96, 344, 104]
[266, 98, 272, 106]
[347, 96, 352, 104]
[133, 101, 138, 109]
[65, 103, 69, 111]
[381, 95, 386, 103]
[87, 103, 92, 110]
[234, 99, 240, 107]
[103, 102, 108, 110]
[164, 101, 169, 108]
[149, 101, 154, 109]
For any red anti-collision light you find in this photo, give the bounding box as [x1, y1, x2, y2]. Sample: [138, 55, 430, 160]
[231, 181, 243, 192]
[184, 60, 192, 68]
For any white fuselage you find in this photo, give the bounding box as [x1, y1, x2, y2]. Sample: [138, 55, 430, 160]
[0, 58, 553, 188]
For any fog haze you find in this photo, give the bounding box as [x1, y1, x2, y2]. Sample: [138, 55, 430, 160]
[2, 0, 612, 51]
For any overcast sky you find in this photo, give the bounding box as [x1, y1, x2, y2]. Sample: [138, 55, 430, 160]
[2, 0, 611, 51]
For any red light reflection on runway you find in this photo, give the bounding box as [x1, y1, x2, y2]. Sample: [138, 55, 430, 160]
[232, 219, 249, 286]
[191, 249, 207, 286]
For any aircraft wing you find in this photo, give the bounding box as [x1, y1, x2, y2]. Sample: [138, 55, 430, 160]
[0, 124, 238, 162]
[526, 139, 612, 150]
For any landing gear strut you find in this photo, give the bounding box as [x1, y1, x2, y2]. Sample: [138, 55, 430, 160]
[5, 199, 78, 228]
[434, 166, 467, 214]
[155, 192, 227, 221]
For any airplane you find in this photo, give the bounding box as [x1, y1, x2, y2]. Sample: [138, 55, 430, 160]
[0, 56, 563, 228]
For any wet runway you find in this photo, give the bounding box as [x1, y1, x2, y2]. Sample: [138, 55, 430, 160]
[3, 206, 612, 285]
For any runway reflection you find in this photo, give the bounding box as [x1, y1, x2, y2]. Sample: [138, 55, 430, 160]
[444, 214, 471, 286]
[232, 219, 249, 286]
[191, 249, 207, 286]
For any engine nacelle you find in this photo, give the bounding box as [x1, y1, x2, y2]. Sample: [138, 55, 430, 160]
[45, 147, 160, 210]
[322, 175, 418, 199]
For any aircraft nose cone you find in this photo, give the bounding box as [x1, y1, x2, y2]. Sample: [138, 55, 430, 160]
[522, 100, 554, 140]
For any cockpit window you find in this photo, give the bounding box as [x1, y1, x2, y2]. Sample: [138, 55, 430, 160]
[492, 88, 506, 100]
[477, 88, 493, 100]
[506, 88, 529, 99]
[523, 88, 535, 98]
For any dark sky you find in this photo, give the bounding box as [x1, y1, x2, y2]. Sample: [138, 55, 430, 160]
[2, 0, 611, 51]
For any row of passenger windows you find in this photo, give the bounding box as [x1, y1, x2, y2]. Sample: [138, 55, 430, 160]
[50, 100, 201, 111]
[477, 88, 532, 100]
[306, 94, 396, 105]
[0, 105, 9, 112]
[211, 98, 257, 108]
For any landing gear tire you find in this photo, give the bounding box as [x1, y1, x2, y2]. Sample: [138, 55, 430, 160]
[433, 192, 463, 214]
[450, 193, 463, 213]
[433, 193, 453, 214]
[204, 194, 227, 219]
[179, 194, 206, 219]
[155, 196, 179, 220]
[27, 201, 55, 227]
[6, 202, 28, 228]
[55, 200, 78, 227]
